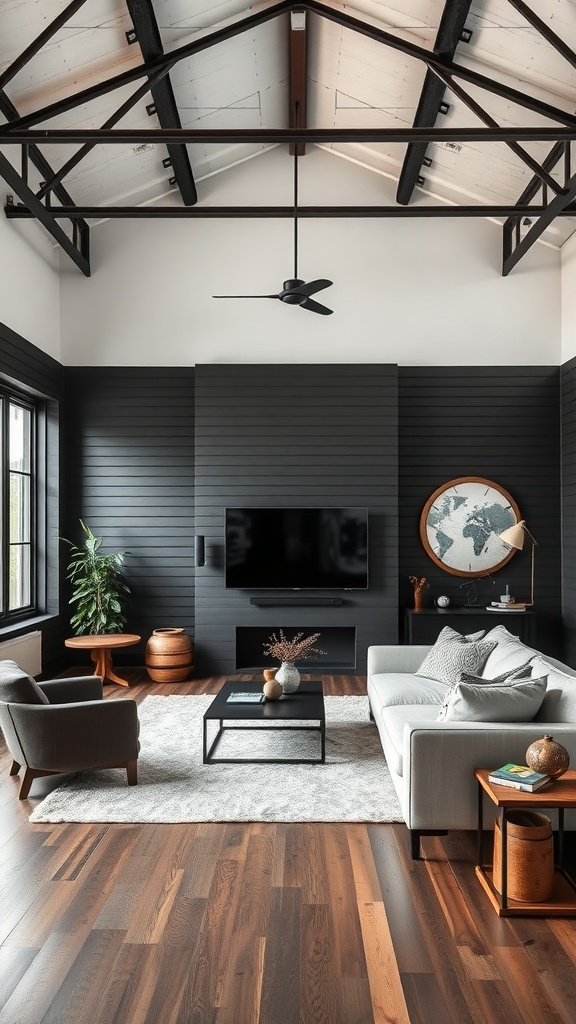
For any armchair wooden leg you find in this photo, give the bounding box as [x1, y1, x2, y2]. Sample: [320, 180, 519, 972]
[126, 760, 138, 786]
[18, 768, 59, 800]
[9, 760, 20, 776]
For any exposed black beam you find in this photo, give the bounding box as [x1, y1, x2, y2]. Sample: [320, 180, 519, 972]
[2, 1, 576, 137]
[507, 0, 576, 70]
[2, 127, 576, 144]
[429, 65, 564, 194]
[0, 153, 90, 275]
[0, 0, 89, 91]
[7, 202, 571, 219]
[0, 1, 292, 134]
[0, 91, 90, 264]
[126, 0, 197, 205]
[397, 0, 472, 206]
[503, 170, 576, 275]
[36, 64, 174, 201]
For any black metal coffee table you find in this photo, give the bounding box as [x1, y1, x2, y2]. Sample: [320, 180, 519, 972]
[203, 680, 326, 765]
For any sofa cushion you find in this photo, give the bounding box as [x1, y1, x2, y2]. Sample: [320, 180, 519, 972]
[0, 659, 49, 705]
[480, 625, 536, 678]
[442, 674, 547, 723]
[378, 705, 439, 777]
[415, 626, 497, 687]
[532, 657, 576, 723]
[369, 672, 447, 711]
[435, 662, 534, 722]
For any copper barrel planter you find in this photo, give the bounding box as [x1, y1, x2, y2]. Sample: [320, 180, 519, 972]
[145, 628, 194, 683]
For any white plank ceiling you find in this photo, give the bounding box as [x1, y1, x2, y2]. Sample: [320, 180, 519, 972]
[1, 0, 576, 264]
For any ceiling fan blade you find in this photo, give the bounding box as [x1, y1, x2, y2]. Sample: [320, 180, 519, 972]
[300, 297, 333, 315]
[289, 279, 333, 297]
[212, 294, 279, 299]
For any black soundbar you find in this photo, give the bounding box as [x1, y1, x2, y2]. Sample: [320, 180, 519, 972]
[249, 597, 343, 607]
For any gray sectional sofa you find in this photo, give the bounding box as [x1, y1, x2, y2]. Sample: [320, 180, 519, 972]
[367, 624, 576, 857]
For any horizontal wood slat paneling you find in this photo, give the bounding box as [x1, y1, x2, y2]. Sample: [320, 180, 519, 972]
[562, 357, 576, 667]
[194, 364, 398, 676]
[63, 367, 195, 666]
[399, 366, 562, 659]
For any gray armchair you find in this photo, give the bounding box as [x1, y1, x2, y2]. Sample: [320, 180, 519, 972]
[0, 659, 139, 799]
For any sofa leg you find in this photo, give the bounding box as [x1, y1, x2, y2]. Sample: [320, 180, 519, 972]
[9, 760, 20, 776]
[126, 760, 138, 786]
[410, 828, 448, 860]
[410, 830, 422, 860]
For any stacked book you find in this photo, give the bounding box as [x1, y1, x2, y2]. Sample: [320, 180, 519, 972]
[488, 763, 550, 792]
[486, 601, 527, 612]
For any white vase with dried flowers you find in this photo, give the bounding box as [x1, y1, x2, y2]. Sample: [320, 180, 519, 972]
[262, 630, 326, 695]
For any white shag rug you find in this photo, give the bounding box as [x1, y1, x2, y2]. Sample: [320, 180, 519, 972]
[29, 694, 403, 824]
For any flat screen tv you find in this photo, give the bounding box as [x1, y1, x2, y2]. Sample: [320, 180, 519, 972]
[225, 507, 368, 590]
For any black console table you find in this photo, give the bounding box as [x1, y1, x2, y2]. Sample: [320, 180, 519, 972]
[405, 608, 536, 647]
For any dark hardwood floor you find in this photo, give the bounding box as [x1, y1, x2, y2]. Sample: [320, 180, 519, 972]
[0, 670, 575, 1024]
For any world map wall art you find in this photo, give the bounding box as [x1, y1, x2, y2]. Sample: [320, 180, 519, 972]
[419, 476, 521, 577]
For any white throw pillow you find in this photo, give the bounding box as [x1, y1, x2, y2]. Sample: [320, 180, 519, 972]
[442, 674, 548, 723]
[532, 656, 576, 723]
[416, 626, 496, 688]
[435, 661, 534, 722]
[481, 625, 536, 678]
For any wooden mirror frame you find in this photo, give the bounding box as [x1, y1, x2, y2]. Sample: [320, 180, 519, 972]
[419, 476, 522, 578]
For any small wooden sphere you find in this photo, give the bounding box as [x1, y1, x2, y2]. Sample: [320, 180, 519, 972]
[263, 678, 283, 701]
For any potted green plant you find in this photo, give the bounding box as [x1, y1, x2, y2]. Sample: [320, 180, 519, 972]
[62, 520, 130, 635]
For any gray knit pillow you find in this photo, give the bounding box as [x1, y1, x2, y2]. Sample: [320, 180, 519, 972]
[436, 661, 534, 722]
[416, 626, 497, 688]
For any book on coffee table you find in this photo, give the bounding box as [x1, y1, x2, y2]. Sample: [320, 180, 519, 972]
[226, 691, 266, 704]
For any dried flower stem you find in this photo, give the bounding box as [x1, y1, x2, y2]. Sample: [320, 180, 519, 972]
[409, 576, 428, 592]
[263, 629, 326, 663]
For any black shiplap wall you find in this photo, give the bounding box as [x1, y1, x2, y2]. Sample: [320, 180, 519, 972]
[0, 321, 64, 670]
[194, 364, 398, 677]
[562, 357, 576, 666]
[63, 367, 195, 664]
[399, 367, 562, 658]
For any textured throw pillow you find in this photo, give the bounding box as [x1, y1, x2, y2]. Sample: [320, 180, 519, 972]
[442, 674, 548, 723]
[435, 661, 534, 722]
[416, 626, 497, 688]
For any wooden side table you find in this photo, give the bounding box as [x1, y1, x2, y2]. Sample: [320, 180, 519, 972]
[65, 634, 141, 687]
[475, 768, 576, 916]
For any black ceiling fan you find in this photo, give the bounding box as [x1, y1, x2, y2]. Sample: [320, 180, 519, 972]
[213, 145, 333, 315]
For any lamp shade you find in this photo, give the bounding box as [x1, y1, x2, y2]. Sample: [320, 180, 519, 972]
[498, 520, 527, 550]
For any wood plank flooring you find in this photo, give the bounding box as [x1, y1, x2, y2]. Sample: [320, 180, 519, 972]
[0, 671, 575, 1023]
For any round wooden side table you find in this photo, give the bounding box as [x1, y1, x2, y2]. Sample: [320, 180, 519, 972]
[65, 633, 141, 687]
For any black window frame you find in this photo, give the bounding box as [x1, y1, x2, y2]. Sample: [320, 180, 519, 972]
[0, 383, 38, 624]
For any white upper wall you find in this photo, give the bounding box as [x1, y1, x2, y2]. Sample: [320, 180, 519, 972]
[54, 146, 559, 366]
[561, 230, 576, 364]
[0, 179, 60, 360]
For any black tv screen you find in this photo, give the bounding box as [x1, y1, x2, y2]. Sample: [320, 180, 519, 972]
[225, 507, 368, 589]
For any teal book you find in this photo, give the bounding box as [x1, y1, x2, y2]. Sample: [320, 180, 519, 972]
[488, 763, 550, 792]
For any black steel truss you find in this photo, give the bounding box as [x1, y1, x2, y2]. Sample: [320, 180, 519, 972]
[1, 0, 576, 275]
[125, 0, 197, 205]
[396, 0, 473, 206]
